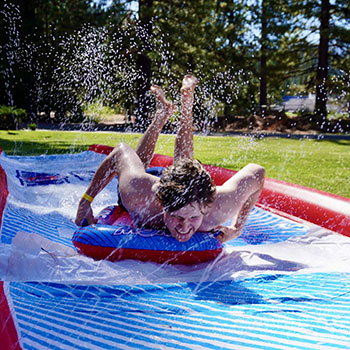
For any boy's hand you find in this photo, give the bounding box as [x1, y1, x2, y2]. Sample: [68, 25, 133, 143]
[75, 199, 96, 226]
[216, 225, 242, 243]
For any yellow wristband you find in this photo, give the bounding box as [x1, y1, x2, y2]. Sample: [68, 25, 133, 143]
[82, 193, 94, 203]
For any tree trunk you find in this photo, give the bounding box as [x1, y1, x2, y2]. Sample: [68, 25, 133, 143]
[259, 0, 268, 117]
[135, 0, 153, 130]
[3, 1, 38, 121]
[314, 0, 330, 124]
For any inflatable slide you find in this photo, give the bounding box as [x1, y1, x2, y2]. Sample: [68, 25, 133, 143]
[1, 145, 350, 350]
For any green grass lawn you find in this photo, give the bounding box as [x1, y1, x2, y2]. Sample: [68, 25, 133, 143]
[0, 130, 349, 197]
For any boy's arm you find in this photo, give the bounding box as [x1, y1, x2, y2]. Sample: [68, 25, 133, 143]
[75, 143, 145, 226]
[201, 163, 265, 242]
[75, 148, 120, 226]
[216, 187, 263, 242]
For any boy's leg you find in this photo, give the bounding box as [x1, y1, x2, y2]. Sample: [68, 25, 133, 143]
[135, 85, 174, 169]
[174, 75, 198, 161]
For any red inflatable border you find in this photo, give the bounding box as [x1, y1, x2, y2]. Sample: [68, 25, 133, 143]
[0, 283, 21, 350]
[0, 148, 22, 350]
[89, 144, 350, 237]
[0, 150, 9, 231]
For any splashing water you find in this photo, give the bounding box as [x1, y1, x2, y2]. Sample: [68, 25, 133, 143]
[1, 1, 28, 114]
[1, 2, 254, 135]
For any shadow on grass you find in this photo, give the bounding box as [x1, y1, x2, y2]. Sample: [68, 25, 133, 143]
[323, 139, 350, 146]
[0, 138, 91, 156]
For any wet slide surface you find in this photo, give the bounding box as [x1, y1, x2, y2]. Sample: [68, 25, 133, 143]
[0, 150, 350, 349]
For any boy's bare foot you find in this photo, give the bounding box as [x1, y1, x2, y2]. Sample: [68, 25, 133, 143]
[181, 75, 198, 95]
[150, 85, 175, 118]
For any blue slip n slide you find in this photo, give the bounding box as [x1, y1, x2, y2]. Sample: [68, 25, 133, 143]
[1, 149, 350, 350]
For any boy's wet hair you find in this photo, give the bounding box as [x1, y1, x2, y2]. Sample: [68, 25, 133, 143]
[156, 158, 216, 212]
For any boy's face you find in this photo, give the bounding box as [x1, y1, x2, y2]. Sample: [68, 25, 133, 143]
[164, 202, 204, 242]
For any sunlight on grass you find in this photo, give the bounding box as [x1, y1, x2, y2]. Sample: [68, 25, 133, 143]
[0, 130, 349, 197]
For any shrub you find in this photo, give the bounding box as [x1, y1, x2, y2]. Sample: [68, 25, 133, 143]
[28, 123, 37, 131]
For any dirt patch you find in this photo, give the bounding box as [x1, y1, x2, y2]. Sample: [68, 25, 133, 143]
[214, 113, 350, 135]
[97, 113, 135, 125]
[92, 111, 350, 136]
